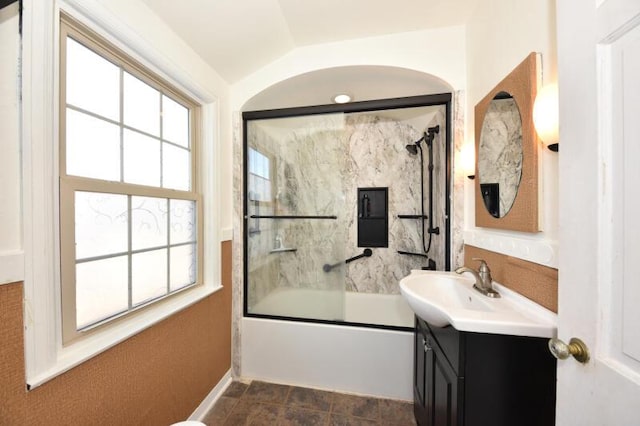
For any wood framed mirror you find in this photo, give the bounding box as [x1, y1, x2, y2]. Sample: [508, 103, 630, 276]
[474, 52, 540, 232]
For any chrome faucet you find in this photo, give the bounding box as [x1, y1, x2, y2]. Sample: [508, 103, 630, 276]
[455, 258, 500, 298]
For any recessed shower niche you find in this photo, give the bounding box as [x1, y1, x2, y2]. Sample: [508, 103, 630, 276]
[243, 95, 452, 327]
[357, 187, 388, 248]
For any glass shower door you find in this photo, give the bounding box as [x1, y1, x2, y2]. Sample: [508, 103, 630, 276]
[245, 114, 348, 322]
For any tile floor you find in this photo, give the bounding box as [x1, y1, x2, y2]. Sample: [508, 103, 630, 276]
[202, 380, 417, 426]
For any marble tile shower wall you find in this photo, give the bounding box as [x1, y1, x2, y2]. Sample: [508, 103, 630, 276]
[451, 91, 466, 270]
[246, 109, 448, 300]
[427, 108, 447, 276]
[343, 113, 446, 294]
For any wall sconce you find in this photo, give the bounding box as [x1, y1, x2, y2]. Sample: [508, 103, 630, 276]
[460, 142, 476, 179]
[533, 83, 559, 152]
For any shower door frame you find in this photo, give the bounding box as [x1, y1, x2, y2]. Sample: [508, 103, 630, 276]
[242, 93, 453, 330]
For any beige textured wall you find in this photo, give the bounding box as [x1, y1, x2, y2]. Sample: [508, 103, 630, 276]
[465, 244, 557, 312]
[0, 241, 232, 426]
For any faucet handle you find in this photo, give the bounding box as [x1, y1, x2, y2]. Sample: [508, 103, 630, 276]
[472, 258, 490, 272]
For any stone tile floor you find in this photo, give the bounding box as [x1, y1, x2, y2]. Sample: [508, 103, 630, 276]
[202, 380, 416, 426]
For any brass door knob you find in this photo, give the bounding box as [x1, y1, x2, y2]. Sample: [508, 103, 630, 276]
[548, 337, 590, 364]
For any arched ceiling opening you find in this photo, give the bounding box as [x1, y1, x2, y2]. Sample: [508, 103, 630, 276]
[242, 65, 452, 111]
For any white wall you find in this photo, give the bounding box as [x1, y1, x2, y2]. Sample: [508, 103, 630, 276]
[0, 3, 22, 285]
[0, 0, 234, 286]
[91, 0, 234, 232]
[231, 25, 467, 110]
[464, 0, 559, 266]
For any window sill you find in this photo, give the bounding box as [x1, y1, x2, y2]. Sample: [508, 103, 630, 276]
[26, 283, 222, 389]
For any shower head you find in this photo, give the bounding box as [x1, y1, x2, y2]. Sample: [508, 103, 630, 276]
[424, 125, 440, 147]
[405, 144, 419, 155]
[406, 132, 427, 155]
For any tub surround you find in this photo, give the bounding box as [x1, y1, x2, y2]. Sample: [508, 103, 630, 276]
[464, 244, 558, 312]
[345, 111, 447, 292]
[245, 107, 449, 305]
[234, 95, 466, 379]
[232, 112, 244, 377]
[452, 90, 466, 270]
[425, 108, 448, 274]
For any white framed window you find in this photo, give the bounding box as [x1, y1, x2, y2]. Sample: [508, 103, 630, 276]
[22, 2, 221, 388]
[59, 17, 203, 343]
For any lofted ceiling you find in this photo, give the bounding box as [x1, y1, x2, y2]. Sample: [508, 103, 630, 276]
[141, 0, 480, 84]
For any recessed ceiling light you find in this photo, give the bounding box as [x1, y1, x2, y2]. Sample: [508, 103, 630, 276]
[333, 94, 352, 104]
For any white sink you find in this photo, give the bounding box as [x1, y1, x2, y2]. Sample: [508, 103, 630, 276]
[399, 270, 557, 338]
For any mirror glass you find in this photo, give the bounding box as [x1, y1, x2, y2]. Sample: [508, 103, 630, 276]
[477, 91, 523, 218]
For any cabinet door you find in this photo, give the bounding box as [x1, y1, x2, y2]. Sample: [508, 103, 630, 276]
[426, 334, 460, 426]
[414, 322, 429, 425]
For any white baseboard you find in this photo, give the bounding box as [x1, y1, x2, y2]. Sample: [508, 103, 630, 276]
[189, 370, 233, 421]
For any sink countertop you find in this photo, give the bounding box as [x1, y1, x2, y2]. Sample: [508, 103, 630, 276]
[399, 270, 557, 338]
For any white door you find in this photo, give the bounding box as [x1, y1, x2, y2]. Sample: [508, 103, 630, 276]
[556, 0, 640, 424]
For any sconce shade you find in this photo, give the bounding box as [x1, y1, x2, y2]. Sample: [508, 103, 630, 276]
[460, 142, 475, 178]
[533, 83, 559, 150]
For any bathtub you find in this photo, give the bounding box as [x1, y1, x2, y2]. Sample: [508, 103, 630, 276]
[248, 288, 415, 328]
[241, 289, 415, 400]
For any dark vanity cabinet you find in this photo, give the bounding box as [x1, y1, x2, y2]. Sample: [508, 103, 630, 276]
[414, 318, 460, 426]
[413, 317, 557, 426]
